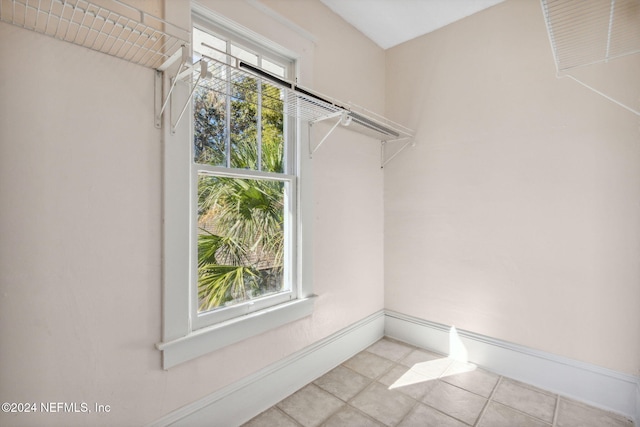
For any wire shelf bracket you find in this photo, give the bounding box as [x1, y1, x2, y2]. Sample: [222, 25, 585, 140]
[154, 46, 210, 133]
[308, 111, 348, 157]
[155, 45, 188, 129]
[381, 137, 416, 169]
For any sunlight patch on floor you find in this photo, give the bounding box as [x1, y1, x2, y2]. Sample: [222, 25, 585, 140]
[388, 357, 477, 390]
[389, 326, 475, 391]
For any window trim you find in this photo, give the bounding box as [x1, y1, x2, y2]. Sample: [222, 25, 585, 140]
[158, 11, 315, 370]
[158, 296, 316, 369]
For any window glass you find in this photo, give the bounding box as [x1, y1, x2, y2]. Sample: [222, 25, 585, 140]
[230, 44, 258, 66]
[261, 82, 285, 173]
[194, 85, 227, 167]
[262, 59, 286, 78]
[229, 75, 259, 170]
[193, 27, 226, 62]
[197, 173, 287, 313]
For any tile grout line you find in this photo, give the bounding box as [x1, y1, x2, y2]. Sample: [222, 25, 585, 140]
[275, 405, 305, 427]
[368, 348, 417, 426]
[387, 345, 453, 426]
[473, 375, 503, 426]
[481, 380, 557, 426]
[354, 343, 443, 426]
[413, 359, 483, 427]
[338, 348, 406, 426]
[420, 389, 479, 427]
[320, 365, 377, 427]
[391, 371, 424, 427]
[433, 358, 489, 427]
[393, 345, 456, 426]
[346, 404, 388, 427]
[496, 377, 559, 425]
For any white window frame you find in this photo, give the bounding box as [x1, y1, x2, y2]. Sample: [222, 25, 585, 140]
[158, 9, 315, 369]
[191, 22, 298, 328]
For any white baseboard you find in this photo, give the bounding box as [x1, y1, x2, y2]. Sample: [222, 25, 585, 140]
[148, 310, 385, 427]
[635, 381, 640, 427]
[149, 309, 638, 427]
[384, 310, 639, 424]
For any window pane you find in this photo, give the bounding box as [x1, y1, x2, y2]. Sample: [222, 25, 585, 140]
[193, 27, 227, 62]
[197, 173, 286, 313]
[230, 76, 259, 169]
[230, 44, 258, 66]
[262, 59, 286, 78]
[261, 82, 285, 173]
[194, 85, 227, 166]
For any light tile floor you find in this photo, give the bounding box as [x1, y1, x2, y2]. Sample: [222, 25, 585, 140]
[243, 338, 634, 427]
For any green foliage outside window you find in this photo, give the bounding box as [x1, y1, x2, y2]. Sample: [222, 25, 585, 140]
[194, 77, 288, 312]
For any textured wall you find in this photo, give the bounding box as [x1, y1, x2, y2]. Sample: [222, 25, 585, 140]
[384, 0, 640, 376]
[0, 1, 385, 425]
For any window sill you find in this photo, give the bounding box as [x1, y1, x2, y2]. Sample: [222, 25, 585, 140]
[157, 296, 317, 369]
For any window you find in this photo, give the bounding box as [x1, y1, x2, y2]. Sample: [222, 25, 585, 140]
[159, 14, 314, 369]
[191, 25, 297, 328]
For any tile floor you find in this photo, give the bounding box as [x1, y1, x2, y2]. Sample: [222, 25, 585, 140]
[243, 338, 634, 427]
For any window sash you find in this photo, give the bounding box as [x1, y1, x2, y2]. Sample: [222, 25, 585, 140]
[192, 20, 294, 174]
[191, 166, 297, 329]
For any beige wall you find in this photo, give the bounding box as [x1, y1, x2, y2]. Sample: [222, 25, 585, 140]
[2, 0, 638, 425]
[0, 1, 384, 425]
[384, 0, 640, 376]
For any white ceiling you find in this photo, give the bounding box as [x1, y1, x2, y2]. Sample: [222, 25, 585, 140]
[319, 0, 506, 49]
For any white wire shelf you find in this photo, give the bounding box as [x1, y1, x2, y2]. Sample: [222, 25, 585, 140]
[173, 52, 415, 166]
[0, 0, 190, 69]
[186, 53, 414, 143]
[542, 0, 640, 72]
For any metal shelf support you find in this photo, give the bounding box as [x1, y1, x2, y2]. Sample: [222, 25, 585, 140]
[171, 60, 208, 134]
[308, 112, 350, 158]
[155, 45, 189, 129]
[381, 137, 415, 169]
